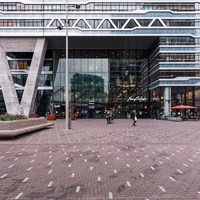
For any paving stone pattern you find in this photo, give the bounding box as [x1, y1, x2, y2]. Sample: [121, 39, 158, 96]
[0, 119, 200, 200]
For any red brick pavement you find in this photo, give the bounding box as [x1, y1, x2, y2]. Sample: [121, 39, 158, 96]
[0, 119, 200, 200]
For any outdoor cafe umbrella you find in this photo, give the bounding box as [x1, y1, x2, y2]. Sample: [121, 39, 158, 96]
[171, 105, 197, 110]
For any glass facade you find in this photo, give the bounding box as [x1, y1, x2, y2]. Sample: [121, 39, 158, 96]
[50, 49, 146, 118]
[0, 2, 197, 12]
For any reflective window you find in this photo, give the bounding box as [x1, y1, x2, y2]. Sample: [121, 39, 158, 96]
[137, 19, 152, 26]
[12, 74, 27, 86]
[124, 19, 138, 28]
[76, 19, 90, 29]
[49, 49, 144, 118]
[151, 19, 163, 27]
[112, 19, 127, 28]
[86, 19, 102, 28]
[39, 74, 53, 86]
[0, 2, 197, 12]
[163, 19, 197, 27]
[99, 20, 114, 29]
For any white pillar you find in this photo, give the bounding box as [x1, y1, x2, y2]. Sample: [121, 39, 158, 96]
[0, 38, 47, 116]
[0, 44, 20, 115]
[164, 87, 171, 117]
[21, 38, 47, 116]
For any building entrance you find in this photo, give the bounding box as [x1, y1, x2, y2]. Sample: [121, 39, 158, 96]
[67, 49, 145, 118]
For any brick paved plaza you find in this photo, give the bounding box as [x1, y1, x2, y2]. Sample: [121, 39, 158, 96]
[0, 119, 200, 200]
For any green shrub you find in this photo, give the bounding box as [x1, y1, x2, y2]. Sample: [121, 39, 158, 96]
[0, 114, 28, 121]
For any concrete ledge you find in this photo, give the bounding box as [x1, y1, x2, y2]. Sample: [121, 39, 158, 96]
[167, 117, 182, 122]
[0, 118, 54, 138]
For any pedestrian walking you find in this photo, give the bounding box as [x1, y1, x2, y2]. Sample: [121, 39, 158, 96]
[131, 110, 137, 126]
[106, 109, 115, 124]
[106, 110, 112, 124]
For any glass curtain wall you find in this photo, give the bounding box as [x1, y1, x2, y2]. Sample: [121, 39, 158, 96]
[51, 49, 144, 118]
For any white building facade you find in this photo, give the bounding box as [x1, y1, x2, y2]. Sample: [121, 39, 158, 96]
[0, 0, 200, 118]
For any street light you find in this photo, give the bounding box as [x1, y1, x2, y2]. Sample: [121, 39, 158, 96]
[65, 0, 70, 129]
[57, 2, 80, 129]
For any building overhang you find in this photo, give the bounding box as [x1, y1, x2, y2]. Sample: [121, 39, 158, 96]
[47, 35, 158, 50]
[149, 77, 200, 90]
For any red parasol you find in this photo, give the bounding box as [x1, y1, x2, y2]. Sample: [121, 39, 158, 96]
[171, 105, 197, 110]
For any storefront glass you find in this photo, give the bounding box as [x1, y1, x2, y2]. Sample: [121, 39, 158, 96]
[51, 49, 145, 118]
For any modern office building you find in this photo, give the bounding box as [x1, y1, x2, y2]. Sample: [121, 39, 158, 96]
[0, 0, 200, 118]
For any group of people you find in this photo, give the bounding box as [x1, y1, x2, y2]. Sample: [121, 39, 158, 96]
[106, 109, 137, 126]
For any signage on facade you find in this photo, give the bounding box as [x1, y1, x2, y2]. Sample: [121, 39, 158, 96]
[54, 105, 60, 108]
[127, 96, 147, 102]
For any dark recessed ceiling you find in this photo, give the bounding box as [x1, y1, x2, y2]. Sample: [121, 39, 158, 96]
[47, 36, 157, 50]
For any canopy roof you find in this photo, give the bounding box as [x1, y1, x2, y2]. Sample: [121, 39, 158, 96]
[171, 105, 197, 110]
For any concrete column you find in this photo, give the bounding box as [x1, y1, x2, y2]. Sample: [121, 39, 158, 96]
[21, 38, 47, 116]
[164, 86, 171, 117]
[0, 44, 20, 115]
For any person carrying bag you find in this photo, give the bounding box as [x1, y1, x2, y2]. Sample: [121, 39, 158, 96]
[131, 110, 137, 126]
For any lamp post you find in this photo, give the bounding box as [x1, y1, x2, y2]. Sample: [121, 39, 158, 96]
[57, 3, 80, 129]
[65, 0, 70, 129]
[63, 2, 80, 129]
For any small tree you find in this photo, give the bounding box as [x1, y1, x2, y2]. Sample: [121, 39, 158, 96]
[46, 101, 56, 120]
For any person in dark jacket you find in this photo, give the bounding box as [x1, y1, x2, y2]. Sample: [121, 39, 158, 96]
[106, 110, 112, 124]
[131, 110, 137, 126]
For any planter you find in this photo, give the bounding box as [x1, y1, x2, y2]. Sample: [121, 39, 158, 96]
[29, 114, 39, 118]
[47, 114, 56, 120]
[0, 118, 54, 138]
[71, 115, 75, 120]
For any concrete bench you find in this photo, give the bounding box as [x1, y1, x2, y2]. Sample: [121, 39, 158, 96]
[0, 118, 54, 138]
[167, 117, 182, 122]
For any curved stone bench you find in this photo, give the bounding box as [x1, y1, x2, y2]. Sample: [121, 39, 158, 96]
[0, 118, 54, 138]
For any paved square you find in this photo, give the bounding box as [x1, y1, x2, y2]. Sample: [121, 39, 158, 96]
[0, 119, 200, 200]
